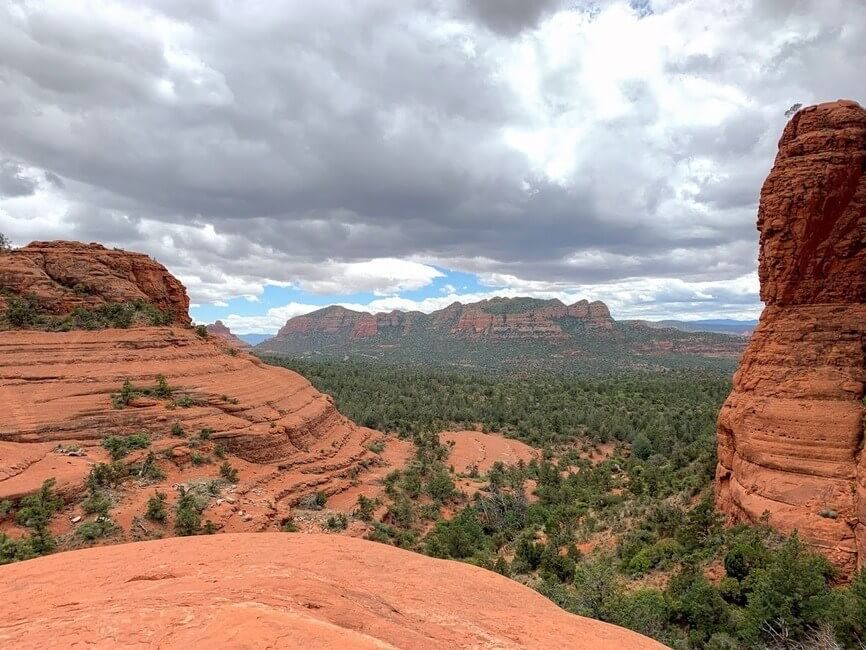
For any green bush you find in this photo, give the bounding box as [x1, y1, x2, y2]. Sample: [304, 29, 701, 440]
[424, 509, 487, 559]
[741, 533, 834, 643]
[326, 513, 348, 531]
[219, 461, 239, 483]
[174, 487, 202, 536]
[832, 570, 866, 646]
[146, 491, 167, 523]
[355, 495, 377, 522]
[76, 518, 117, 541]
[101, 432, 150, 460]
[82, 490, 111, 517]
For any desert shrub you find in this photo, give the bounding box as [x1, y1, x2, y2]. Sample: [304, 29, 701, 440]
[426, 467, 456, 503]
[175, 395, 196, 408]
[87, 462, 127, 489]
[0, 533, 35, 564]
[326, 513, 348, 531]
[82, 489, 111, 517]
[0, 500, 12, 520]
[16, 478, 62, 530]
[667, 568, 732, 642]
[571, 556, 622, 620]
[131, 451, 166, 481]
[76, 518, 117, 541]
[514, 534, 545, 571]
[741, 533, 834, 643]
[367, 440, 386, 454]
[145, 491, 167, 523]
[171, 422, 186, 437]
[153, 374, 172, 398]
[199, 427, 213, 440]
[101, 432, 150, 460]
[540, 545, 576, 582]
[424, 509, 487, 559]
[385, 496, 414, 528]
[174, 487, 201, 536]
[14, 479, 63, 555]
[219, 461, 238, 483]
[6, 295, 39, 327]
[191, 452, 210, 466]
[195, 324, 208, 338]
[609, 588, 670, 640]
[832, 569, 866, 646]
[355, 495, 377, 522]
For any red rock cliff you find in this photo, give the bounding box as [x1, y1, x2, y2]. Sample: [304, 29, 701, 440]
[716, 100, 866, 576]
[0, 241, 190, 324]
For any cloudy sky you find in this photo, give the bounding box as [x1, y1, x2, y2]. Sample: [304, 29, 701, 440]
[1, 0, 863, 333]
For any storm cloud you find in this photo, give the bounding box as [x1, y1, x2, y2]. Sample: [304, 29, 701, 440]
[0, 0, 864, 313]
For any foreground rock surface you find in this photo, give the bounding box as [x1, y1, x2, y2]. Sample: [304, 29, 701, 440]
[716, 100, 866, 576]
[0, 533, 663, 649]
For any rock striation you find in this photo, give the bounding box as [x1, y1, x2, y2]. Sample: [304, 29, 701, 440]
[0, 243, 385, 534]
[0, 533, 664, 649]
[0, 241, 190, 323]
[716, 100, 866, 576]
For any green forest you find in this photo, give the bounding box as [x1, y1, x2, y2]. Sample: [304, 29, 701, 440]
[267, 357, 866, 649]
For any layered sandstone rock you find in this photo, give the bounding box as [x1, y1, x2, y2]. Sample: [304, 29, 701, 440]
[205, 320, 250, 348]
[269, 297, 614, 346]
[0, 533, 662, 649]
[716, 100, 866, 576]
[0, 243, 391, 534]
[0, 241, 190, 323]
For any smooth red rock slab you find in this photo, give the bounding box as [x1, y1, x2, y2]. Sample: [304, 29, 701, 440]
[441, 430, 539, 474]
[0, 533, 664, 649]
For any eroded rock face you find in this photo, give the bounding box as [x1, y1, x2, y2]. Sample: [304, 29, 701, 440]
[0, 533, 664, 649]
[0, 327, 385, 529]
[716, 100, 866, 576]
[0, 242, 388, 534]
[0, 241, 190, 323]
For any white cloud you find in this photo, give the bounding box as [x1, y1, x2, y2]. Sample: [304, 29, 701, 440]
[221, 272, 761, 334]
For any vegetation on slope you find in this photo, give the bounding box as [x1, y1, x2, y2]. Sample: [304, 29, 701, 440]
[268, 357, 866, 649]
[0, 293, 173, 330]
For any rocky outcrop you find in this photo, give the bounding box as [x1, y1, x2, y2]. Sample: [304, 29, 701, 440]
[205, 320, 250, 348]
[0, 533, 663, 649]
[0, 242, 390, 537]
[0, 241, 190, 324]
[270, 297, 615, 345]
[716, 100, 866, 576]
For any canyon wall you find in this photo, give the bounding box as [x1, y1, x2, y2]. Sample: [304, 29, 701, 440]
[716, 100, 866, 575]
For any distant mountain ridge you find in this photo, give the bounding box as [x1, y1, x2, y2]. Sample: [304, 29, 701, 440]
[255, 297, 746, 373]
[640, 318, 757, 336]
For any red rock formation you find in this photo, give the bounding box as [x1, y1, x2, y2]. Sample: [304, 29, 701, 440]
[0, 241, 190, 324]
[205, 320, 250, 348]
[0, 243, 391, 537]
[269, 297, 615, 347]
[0, 533, 663, 649]
[716, 100, 866, 576]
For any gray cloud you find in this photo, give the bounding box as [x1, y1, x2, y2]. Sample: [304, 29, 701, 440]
[457, 0, 563, 35]
[0, 0, 864, 309]
[0, 160, 37, 197]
